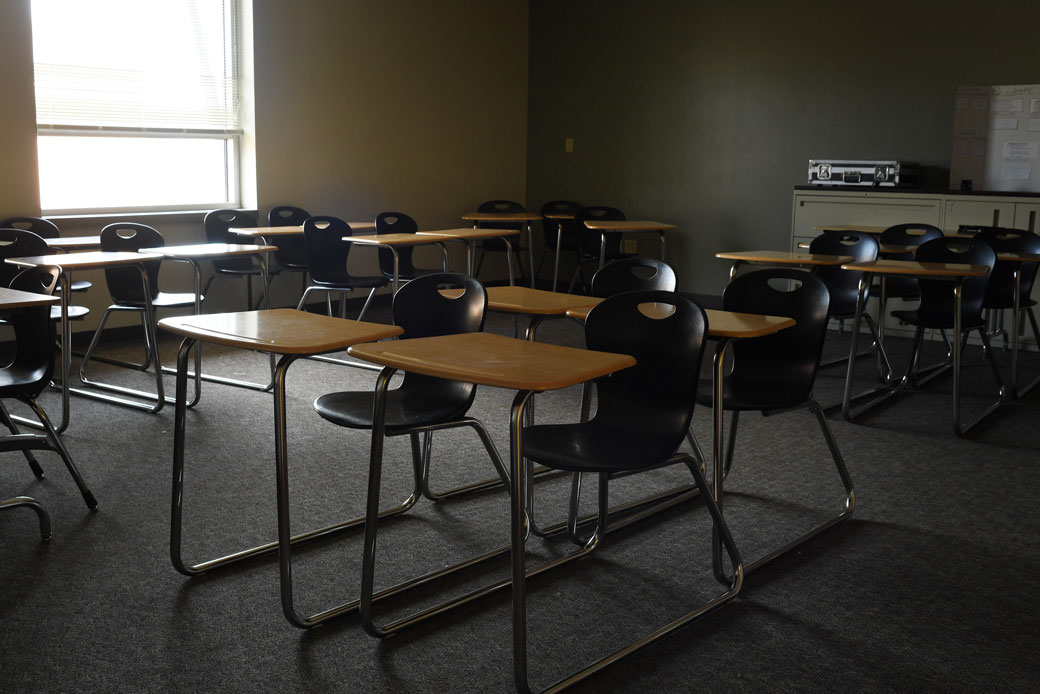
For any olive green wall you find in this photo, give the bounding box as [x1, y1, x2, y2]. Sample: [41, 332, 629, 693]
[526, 0, 1040, 293]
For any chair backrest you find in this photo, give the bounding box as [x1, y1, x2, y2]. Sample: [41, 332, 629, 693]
[808, 230, 878, 318]
[99, 223, 164, 304]
[976, 228, 1040, 308]
[539, 200, 582, 247]
[267, 205, 310, 268]
[0, 229, 50, 286]
[476, 199, 525, 231]
[303, 216, 354, 285]
[2, 272, 58, 395]
[879, 223, 943, 258]
[391, 272, 487, 412]
[914, 237, 996, 324]
[0, 216, 60, 239]
[590, 257, 676, 298]
[585, 290, 707, 453]
[375, 211, 419, 277]
[9, 266, 60, 296]
[575, 205, 626, 258]
[205, 209, 257, 272]
[268, 205, 309, 227]
[723, 269, 831, 406]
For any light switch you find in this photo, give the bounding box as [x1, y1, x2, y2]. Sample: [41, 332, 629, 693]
[564, 137, 574, 153]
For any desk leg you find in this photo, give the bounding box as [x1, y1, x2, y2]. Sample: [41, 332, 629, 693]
[527, 222, 535, 288]
[599, 232, 607, 271]
[552, 223, 564, 292]
[510, 389, 534, 694]
[503, 238, 516, 286]
[711, 337, 731, 583]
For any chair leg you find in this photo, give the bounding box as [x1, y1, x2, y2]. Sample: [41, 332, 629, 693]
[713, 401, 854, 583]
[20, 395, 97, 510]
[295, 286, 316, 311]
[978, 327, 1007, 389]
[357, 288, 378, 321]
[0, 496, 51, 539]
[0, 401, 44, 478]
[78, 307, 115, 382]
[513, 455, 743, 694]
[723, 410, 739, 478]
[417, 418, 510, 502]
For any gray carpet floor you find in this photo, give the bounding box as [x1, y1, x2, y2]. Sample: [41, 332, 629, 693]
[1, 303, 1038, 693]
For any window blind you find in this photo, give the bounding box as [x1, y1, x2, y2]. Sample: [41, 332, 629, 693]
[31, 0, 241, 133]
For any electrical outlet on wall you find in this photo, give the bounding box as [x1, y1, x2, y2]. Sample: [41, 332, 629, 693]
[622, 239, 638, 254]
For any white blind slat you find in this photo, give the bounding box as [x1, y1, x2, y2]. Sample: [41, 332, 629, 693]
[32, 0, 240, 132]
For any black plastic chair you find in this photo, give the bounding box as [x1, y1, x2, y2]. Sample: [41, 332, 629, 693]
[79, 223, 195, 384]
[203, 209, 279, 309]
[0, 216, 91, 292]
[0, 266, 96, 513]
[809, 230, 887, 372]
[296, 216, 388, 320]
[977, 228, 1040, 350]
[874, 222, 944, 301]
[313, 272, 507, 504]
[374, 211, 442, 282]
[569, 205, 635, 293]
[516, 291, 742, 691]
[268, 205, 311, 294]
[695, 268, 854, 579]
[888, 238, 1005, 432]
[590, 256, 676, 297]
[472, 199, 528, 282]
[0, 229, 89, 323]
[537, 200, 582, 289]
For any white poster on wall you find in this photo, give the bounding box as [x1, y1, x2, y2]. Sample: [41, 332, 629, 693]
[951, 84, 1040, 193]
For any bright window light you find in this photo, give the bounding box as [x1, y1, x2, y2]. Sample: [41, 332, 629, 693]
[30, 0, 242, 213]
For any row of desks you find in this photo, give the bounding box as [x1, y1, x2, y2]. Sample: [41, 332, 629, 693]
[156, 287, 794, 630]
[715, 248, 1040, 435]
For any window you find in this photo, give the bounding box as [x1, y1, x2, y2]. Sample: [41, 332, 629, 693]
[31, 0, 243, 213]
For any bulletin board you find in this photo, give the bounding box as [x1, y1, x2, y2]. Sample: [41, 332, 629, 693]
[950, 84, 1040, 193]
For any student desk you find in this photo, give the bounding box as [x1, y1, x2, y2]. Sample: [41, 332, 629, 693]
[159, 308, 403, 628]
[228, 222, 376, 238]
[0, 287, 64, 540]
[460, 212, 539, 287]
[418, 227, 524, 285]
[346, 331, 634, 646]
[812, 225, 974, 237]
[840, 259, 997, 436]
[715, 250, 854, 281]
[139, 243, 278, 395]
[340, 232, 451, 294]
[6, 251, 158, 432]
[45, 236, 102, 251]
[583, 219, 675, 272]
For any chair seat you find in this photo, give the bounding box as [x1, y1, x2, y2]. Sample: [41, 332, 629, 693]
[312, 275, 388, 290]
[53, 305, 89, 321]
[109, 292, 198, 310]
[871, 277, 919, 299]
[57, 280, 92, 292]
[0, 366, 49, 396]
[216, 265, 280, 276]
[984, 292, 1037, 310]
[891, 308, 986, 330]
[523, 421, 680, 472]
[314, 387, 471, 432]
[695, 376, 811, 412]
